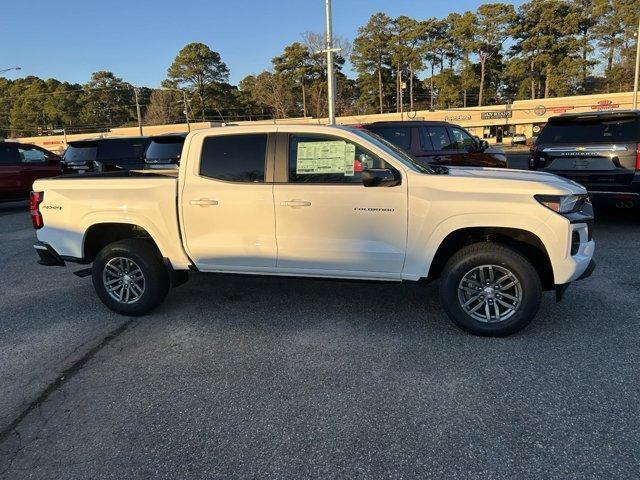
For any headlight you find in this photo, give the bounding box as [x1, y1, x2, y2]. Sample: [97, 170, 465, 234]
[535, 194, 589, 214]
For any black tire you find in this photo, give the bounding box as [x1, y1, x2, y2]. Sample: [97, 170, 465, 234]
[92, 238, 169, 316]
[439, 243, 542, 337]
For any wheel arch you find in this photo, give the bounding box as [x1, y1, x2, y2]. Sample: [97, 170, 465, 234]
[426, 226, 555, 291]
[82, 222, 163, 263]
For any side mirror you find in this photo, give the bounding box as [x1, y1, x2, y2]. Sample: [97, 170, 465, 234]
[478, 139, 489, 151]
[362, 168, 400, 187]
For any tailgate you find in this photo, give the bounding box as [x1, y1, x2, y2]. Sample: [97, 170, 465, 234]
[539, 144, 637, 188]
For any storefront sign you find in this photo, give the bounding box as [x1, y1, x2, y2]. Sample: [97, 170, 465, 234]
[548, 106, 574, 114]
[481, 111, 513, 120]
[591, 99, 619, 111]
[444, 114, 472, 121]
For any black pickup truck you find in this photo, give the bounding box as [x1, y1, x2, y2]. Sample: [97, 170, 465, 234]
[530, 110, 640, 207]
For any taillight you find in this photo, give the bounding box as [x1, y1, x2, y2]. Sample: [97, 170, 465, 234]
[636, 143, 640, 171]
[29, 191, 44, 229]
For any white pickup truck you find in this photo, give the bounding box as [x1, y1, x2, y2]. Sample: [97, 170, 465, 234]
[31, 125, 595, 336]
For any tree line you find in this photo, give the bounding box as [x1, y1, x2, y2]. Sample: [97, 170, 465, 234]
[1, 0, 638, 137]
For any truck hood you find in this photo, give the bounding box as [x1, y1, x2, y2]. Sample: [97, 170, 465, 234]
[444, 166, 586, 195]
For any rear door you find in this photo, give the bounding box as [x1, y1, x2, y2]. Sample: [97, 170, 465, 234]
[0, 145, 22, 197]
[535, 115, 639, 190]
[181, 131, 277, 270]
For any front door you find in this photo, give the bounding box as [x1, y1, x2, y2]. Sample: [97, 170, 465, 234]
[181, 132, 277, 270]
[273, 133, 407, 277]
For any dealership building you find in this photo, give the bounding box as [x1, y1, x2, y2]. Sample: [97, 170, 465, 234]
[10, 90, 637, 153]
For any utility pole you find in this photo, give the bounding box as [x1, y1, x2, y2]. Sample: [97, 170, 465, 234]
[633, 16, 640, 109]
[133, 88, 143, 136]
[324, 0, 337, 125]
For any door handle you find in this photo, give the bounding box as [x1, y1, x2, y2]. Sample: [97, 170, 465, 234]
[190, 198, 219, 206]
[281, 200, 312, 207]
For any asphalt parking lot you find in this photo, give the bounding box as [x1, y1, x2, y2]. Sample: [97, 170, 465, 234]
[1, 197, 639, 480]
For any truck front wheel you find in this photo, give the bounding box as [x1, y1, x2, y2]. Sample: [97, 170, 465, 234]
[439, 243, 542, 337]
[92, 239, 170, 316]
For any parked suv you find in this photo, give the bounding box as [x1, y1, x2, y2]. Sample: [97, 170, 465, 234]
[144, 133, 187, 169]
[0, 142, 61, 202]
[530, 110, 640, 206]
[62, 137, 150, 173]
[362, 121, 507, 168]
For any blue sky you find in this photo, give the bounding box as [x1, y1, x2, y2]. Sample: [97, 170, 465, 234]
[1, 0, 523, 87]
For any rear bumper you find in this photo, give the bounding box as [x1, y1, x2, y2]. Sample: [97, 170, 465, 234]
[34, 242, 65, 266]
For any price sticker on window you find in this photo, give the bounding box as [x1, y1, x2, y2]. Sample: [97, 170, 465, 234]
[297, 141, 356, 176]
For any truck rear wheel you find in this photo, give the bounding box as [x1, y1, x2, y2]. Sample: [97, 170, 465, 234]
[439, 243, 542, 337]
[92, 239, 169, 316]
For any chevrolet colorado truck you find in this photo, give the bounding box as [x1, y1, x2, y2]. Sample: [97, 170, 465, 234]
[31, 125, 595, 336]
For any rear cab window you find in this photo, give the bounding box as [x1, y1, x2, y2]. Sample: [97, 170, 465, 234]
[200, 134, 267, 182]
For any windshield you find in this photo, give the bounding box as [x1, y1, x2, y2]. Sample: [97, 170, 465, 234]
[145, 138, 184, 162]
[538, 116, 640, 144]
[63, 144, 97, 162]
[348, 128, 433, 174]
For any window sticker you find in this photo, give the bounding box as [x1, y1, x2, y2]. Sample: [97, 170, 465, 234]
[296, 141, 356, 176]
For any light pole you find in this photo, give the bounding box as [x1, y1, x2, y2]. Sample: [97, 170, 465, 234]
[133, 87, 143, 136]
[0, 67, 21, 75]
[321, 0, 338, 125]
[633, 16, 640, 109]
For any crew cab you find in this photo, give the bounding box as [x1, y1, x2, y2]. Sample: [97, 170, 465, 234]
[31, 125, 595, 336]
[531, 110, 640, 207]
[361, 121, 507, 168]
[0, 142, 61, 202]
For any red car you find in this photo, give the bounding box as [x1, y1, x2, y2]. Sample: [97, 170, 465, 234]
[0, 142, 62, 202]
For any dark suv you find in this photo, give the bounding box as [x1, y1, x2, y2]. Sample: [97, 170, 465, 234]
[531, 110, 640, 206]
[62, 137, 150, 173]
[362, 121, 507, 168]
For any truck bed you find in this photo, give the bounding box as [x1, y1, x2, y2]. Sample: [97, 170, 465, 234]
[32, 170, 192, 269]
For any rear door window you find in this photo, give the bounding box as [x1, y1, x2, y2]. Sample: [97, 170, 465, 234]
[368, 127, 411, 151]
[200, 134, 267, 182]
[538, 117, 640, 144]
[0, 145, 20, 164]
[424, 126, 455, 150]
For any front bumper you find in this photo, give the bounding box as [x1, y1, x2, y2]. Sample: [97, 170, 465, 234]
[555, 259, 596, 301]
